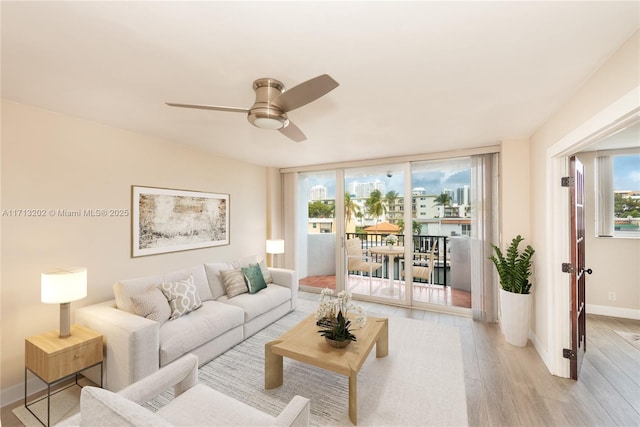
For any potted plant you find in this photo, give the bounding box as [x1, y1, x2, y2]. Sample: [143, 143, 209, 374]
[318, 310, 357, 348]
[384, 234, 398, 247]
[489, 235, 535, 347]
[315, 289, 365, 348]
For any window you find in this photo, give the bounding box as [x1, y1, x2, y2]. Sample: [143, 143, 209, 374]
[596, 151, 640, 238]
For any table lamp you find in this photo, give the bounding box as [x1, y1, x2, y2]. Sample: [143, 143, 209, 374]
[41, 267, 87, 338]
[266, 239, 285, 267]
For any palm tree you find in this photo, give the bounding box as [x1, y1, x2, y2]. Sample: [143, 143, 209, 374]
[344, 194, 361, 230]
[365, 189, 386, 232]
[398, 219, 421, 235]
[384, 190, 399, 223]
[433, 192, 452, 207]
[433, 192, 452, 218]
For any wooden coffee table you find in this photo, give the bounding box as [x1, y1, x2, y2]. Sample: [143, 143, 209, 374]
[265, 314, 389, 425]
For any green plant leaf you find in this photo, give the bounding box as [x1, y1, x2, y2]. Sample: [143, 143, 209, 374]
[488, 235, 535, 294]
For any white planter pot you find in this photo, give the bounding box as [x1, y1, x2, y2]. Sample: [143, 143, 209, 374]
[499, 288, 532, 347]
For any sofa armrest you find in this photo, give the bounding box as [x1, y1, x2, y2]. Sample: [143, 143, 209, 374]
[273, 395, 310, 427]
[268, 268, 298, 309]
[75, 301, 160, 392]
[118, 354, 199, 404]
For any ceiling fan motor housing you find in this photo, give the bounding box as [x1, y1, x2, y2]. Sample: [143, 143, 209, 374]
[248, 78, 289, 129]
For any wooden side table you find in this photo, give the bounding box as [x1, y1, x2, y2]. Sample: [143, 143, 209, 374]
[25, 324, 103, 426]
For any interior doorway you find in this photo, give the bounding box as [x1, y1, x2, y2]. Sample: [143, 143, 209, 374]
[546, 89, 639, 378]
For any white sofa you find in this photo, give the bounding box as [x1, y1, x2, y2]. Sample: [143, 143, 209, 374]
[56, 354, 310, 426]
[76, 257, 297, 391]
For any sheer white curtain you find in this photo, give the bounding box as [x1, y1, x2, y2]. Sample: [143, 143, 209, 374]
[470, 153, 500, 322]
[283, 172, 298, 270]
[595, 154, 614, 237]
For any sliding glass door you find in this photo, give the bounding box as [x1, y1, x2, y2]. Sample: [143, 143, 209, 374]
[344, 164, 406, 303]
[409, 158, 472, 309]
[287, 151, 497, 318]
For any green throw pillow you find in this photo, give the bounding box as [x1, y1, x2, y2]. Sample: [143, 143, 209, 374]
[242, 263, 267, 294]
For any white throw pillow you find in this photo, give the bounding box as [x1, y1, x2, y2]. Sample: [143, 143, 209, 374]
[160, 274, 202, 320]
[130, 286, 171, 324]
[164, 265, 213, 302]
[113, 274, 164, 314]
[258, 259, 273, 284]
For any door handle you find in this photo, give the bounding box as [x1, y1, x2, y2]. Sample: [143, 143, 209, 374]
[584, 268, 593, 275]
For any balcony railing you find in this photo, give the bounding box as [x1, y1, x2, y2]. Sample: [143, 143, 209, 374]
[345, 233, 450, 286]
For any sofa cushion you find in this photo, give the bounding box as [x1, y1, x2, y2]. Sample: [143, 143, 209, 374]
[231, 255, 259, 269]
[220, 269, 248, 298]
[160, 275, 202, 320]
[241, 263, 267, 294]
[159, 301, 244, 366]
[130, 286, 171, 324]
[217, 284, 291, 322]
[81, 386, 172, 427]
[157, 383, 275, 426]
[164, 265, 213, 302]
[114, 274, 165, 314]
[204, 262, 234, 299]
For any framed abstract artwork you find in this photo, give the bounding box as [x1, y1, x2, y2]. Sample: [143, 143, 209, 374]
[132, 186, 229, 257]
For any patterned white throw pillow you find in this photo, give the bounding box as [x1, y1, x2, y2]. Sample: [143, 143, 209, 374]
[130, 286, 171, 324]
[160, 274, 202, 320]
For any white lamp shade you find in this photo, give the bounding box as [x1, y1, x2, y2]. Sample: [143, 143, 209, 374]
[41, 267, 87, 304]
[266, 239, 285, 254]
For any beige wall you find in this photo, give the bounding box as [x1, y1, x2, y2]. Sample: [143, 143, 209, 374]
[529, 31, 639, 356]
[500, 139, 531, 245]
[1, 100, 268, 401]
[576, 151, 640, 313]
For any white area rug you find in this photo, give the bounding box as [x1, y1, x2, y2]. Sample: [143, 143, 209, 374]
[15, 304, 468, 426]
[615, 330, 640, 350]
[151, 306, 468, 426]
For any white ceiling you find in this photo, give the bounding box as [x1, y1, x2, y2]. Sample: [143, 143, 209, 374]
[2, 1, 638, 168]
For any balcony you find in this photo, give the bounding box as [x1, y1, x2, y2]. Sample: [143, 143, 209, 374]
[299, 233, 471, 309]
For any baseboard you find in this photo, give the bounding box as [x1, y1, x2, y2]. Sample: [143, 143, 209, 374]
[1, 375, 46, 410]
[586, 303, 640, 320]
[528, 329, 553, 373]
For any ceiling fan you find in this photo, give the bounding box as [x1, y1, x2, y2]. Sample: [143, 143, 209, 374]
[166, 74, 339, 142]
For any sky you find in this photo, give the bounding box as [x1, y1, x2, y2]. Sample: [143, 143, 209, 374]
[302, 153, 639, 200]
[303, 159, 471, 199]
[614, 154, 640, 191]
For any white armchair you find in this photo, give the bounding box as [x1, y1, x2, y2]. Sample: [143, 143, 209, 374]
[56, 354, 310, 426]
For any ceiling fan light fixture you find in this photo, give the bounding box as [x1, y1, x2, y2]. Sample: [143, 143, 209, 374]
[248, 108, 289, 130]
[167, 74, 338, 141]
[253, 116, 287, 130]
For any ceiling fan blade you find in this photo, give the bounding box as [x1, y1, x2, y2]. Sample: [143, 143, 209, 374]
[278, 121, 307, 142]
[165, 102, 249, 113]
[273, 74, 339, 112]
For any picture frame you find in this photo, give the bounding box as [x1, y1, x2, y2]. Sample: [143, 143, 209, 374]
[132, 186, 229, 257]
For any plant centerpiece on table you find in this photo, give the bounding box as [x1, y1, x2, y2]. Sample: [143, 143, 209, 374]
[316, 289, 366, 348]
[489, 235, 535, 347]
[384, 234, 398, 247]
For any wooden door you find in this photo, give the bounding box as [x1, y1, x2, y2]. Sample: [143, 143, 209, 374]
[569, 155, 587, 380]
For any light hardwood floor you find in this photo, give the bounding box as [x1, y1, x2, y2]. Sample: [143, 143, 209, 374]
[3, 292, 639, 426]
